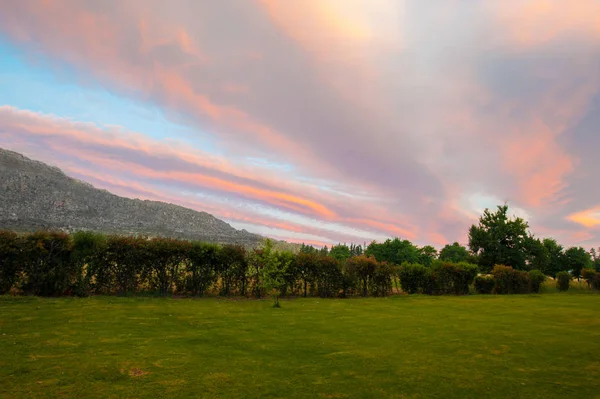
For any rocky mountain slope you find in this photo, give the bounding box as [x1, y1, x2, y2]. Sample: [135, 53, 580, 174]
[0, 148, 264, 245]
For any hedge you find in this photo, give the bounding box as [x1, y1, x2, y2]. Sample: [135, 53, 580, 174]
[0, 230, 578, 298]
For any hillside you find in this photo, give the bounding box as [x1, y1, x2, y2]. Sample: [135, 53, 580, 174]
[0, 148, 264, 245]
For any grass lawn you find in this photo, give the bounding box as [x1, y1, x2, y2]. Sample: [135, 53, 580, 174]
[1, 294, 600, 399]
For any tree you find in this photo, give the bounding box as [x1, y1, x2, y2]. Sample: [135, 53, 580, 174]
[259, 241, 292, 307]
[346, 255, 378, 297]
[295, 252, 319, 297]
[524, 237, 550, 272]
[590, 248, 600, 271]
[417, 245, 437, 266]
[468, 205, 529, 272]
[439, 242, 471, 263]
[564, 247, 592, 279]
[542, 238, 566, 277]
[329, 244, 352, 261]
[365, 238, 419, 265]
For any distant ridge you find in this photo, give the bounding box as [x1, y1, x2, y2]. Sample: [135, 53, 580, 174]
[0, 148, 264, 245]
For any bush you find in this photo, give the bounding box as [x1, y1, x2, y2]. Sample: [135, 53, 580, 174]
[581, 268, 597, 289]
[370, 261, 395, 297]
[104, 235, 149, 295]
[556, 271, 571, 292]
[144, 237, 190, 296]
[528, 270, 546, 293]
[474, 275, 495, 294]
[184, 242, 220, 296]
[71, 231, 107, 297]
[398, 263, 428, 294]
[0, 231, 21, 294]
[20, 231, 75, 296]
[315, 256, 344, 298]
[433, 261, 478, 295]
[491, 265, 529, 294]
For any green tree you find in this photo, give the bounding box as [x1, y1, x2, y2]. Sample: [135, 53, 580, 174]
[366, 238, 419, 265]
[524, 237, 550, 272]
[564, 247, 592, 279]
[295, 252, 319, 297]
[417, 245, 437, 266]
[329, 244, 352, 261]
[541, 238, 566, 277]
[345, 255, 378, 297]
[468, 205, 529, 272]
[439, 242, 471, 263]
[258, 240, 291, 307]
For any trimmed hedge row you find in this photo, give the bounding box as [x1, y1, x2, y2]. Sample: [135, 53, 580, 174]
[0, 231, 399, 298]
[0, 231, 592, 297]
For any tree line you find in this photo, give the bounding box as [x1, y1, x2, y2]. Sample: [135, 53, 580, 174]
[0, 205, 599, 301]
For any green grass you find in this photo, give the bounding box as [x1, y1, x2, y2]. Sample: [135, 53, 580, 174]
[1, 294, 599, 399]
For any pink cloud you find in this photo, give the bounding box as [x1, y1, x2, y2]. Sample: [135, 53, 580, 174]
[1, 1, 599, 248]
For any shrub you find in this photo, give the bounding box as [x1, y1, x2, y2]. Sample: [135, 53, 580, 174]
[370, 261, 395, 297]
[556, 271, 571, 292]
[398, 263, 428, 294]
[295, 252, 319, 297]
[0, 231, 21, 294]
[528, 270, 546, 293]
[581, 268, 597, 289]
[345, 255, 378, 297]
[315, 256, 344, 298]
[184, 242, 220, 296]
[20, 231, 75, 296]
[71, 231, 107, 297]
[433, 261, 479, 295]
[104, 235, 149, 295]
[144, 237, 190, 296]
[218, 244, 248, 296]
[491, 265, 529, 294]
[474, 275, 494, 294]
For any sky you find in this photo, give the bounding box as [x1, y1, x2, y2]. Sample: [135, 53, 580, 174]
[0, 0, 599, 249]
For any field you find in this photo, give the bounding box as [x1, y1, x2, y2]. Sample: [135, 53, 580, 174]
[1, 293, 600, 399]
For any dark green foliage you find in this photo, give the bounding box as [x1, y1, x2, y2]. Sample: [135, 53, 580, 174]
[468, 205, 529, 272]
[417, 245, 437, 266]
[144, 238, 190, 296]
[564, 247, 592, 279]
[218, 244, 247, 296]
[0, 231, 21, 294]
[556, 271, 571, 292]
[329, 244, 352, 261]
[433, 261, 479, 295]
[541, 238, 566, 277]
[524, 237, 550, 272]
[398, 262, 428, 294]
[345, 255, 377, 296]
[20, 231, 76, 296]
[491, 265, 529, 294]
[370, 262, 395, 297]
[474, 275, 495, 294]
[295, 252, 319, 297]
[528, 270, 546, 293]
[104, 235, 148, 295]
[366, 238, 419, 265]
[71, 231, 107, 297]
[185, 242, 219, 296]
[581, 268, 599, 290]
[439, 242, 473, 263]
[315, 256, 344, 298]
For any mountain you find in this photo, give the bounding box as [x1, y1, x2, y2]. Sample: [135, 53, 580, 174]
[0, 148, 264, 245]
